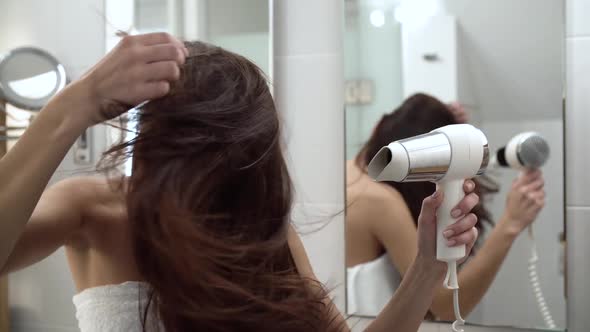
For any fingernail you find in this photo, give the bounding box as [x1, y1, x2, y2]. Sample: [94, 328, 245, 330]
[468, 182, 475, 191]
[432, 190, 440, 198]
[443, 230, 455, 238]
[446, 239, 456, 246]
[451, 209, 462, 218]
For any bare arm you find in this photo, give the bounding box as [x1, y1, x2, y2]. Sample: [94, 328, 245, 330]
[431, 170, 546, 318]
[429, 214, 516, 319]
[287, 226, 349, 331]
[0, 89, 89, 270]
[371, 185, 500, 319]
[372, 172, 545, 320]
[0, 33, 187, 268]
[290, 230, 442, 332]
[0, 178, 89, 275]
[291, 188, 478, 332]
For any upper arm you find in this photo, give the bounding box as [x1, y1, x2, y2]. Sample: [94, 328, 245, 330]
[0, 177, 91, 274]
[287, 225, 316, 279]
[365, 187, 419, 277]
[287, 226, 350, 332]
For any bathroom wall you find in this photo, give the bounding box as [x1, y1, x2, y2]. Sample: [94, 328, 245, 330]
[344, 0, 404, 159]
[272, 0, 347, 313]
[0, 0, 107, 331]
[565, 0, 590, 331]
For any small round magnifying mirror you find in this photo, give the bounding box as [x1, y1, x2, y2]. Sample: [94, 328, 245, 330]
[0, 47, 67, 111]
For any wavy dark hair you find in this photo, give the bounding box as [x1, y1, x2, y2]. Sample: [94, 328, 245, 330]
[355, 93, 496, 243]
[100, 41, 338, 331]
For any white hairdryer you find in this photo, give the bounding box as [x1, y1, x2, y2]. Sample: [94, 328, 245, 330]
[496, 132, 555, 329]
[368, 124, 489, 332]
[495, 132, 550, 169]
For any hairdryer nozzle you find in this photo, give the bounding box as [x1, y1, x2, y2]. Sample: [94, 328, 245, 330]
[498, 132, 550, 169]
[367, 132, 452, 182]
[518, 134, 550, 168]
[367, 142, 410, 182]
[367, 125, 489, 183]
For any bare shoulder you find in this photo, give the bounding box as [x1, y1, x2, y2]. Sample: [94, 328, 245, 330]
[364, 180, 405, 204]
[349, 178, 407, 220]
[48, 175, 125, 212]
[50, 175, 108, 193]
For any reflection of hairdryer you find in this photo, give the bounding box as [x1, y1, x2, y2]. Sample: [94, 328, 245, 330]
[496, 132, 555, 329]
[368, 124, 489, 332]
[495, 132, 550, 169]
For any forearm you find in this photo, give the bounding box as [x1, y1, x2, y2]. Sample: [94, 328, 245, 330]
[367, 258, 443, 332]
[0, 83, 91, 268]
[432, 215, 518, 319]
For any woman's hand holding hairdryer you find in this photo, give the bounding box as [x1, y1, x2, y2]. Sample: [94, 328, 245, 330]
[415, 179, 480, 278]
[500, 169, 546, 236]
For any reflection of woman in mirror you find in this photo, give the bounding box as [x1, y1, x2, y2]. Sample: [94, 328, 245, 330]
[0, 35, 481, 331]
[346, 93, 546, 319]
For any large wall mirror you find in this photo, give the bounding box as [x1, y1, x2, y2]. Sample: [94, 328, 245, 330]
[344, 0, 566, 330]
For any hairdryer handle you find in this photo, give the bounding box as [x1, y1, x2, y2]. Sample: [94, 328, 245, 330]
[437, 179, 467, 262]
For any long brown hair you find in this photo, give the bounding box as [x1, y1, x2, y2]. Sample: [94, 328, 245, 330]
[356, 93, 496, 244]
[100, 41, 335, 331]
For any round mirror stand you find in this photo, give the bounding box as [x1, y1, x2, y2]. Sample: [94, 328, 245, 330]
[0, 47, 67, 111]
[0, 47, 66, 143]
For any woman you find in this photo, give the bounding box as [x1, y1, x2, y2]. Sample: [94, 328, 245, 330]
[346, 93, 546, 319]
[1, 35, 479, 332]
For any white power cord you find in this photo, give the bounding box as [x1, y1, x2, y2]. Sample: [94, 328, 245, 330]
[443, 261, 465, 332]
[528, 227, 556, 329]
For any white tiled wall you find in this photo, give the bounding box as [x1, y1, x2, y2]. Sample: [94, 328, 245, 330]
[566, 0, 590, 331]
[272, 0, 347, 312]
[566, 19, 590, 208]
[567, 0, 590, 37]
[0, 1, 107, 331]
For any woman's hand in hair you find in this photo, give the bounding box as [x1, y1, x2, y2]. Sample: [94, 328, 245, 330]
[500, 169, 546, 236]
[415, 180, 479, 277]
[448, 102, 469, 123]
[71, 32, 188, 125]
